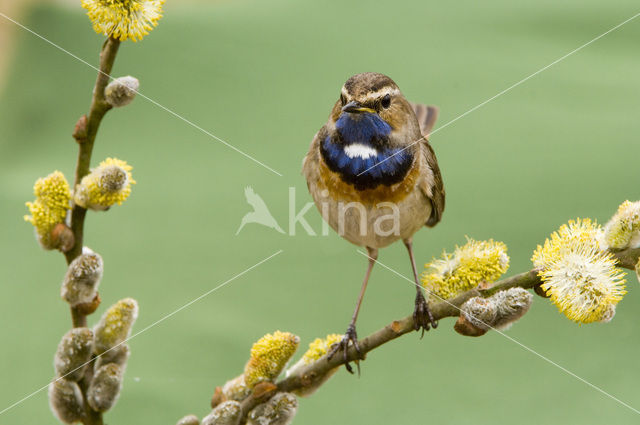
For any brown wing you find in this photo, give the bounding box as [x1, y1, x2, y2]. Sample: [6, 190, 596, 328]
[410, 102, 444, 227]
[409, 102, 439, 136]
[421, 140, 445, 227]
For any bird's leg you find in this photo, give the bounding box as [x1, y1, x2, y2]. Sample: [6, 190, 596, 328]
[404, 239, 437, 336]
[328, 247, 377, 375]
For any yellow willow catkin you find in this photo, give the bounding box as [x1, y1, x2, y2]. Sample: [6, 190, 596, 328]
[93, 298, 138, 355]
[73, 158, 135, 211]
[422, 238, 509, 300]
[532, 219, 626, 324]
[603, 200, 640, 249]
[24, 171, 71, 250]
[81, 0, 165, 41]
[286, 334, 343, 397]
[244, 331, 299, 388]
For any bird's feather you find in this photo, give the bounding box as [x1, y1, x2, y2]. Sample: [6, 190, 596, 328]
[420, 141, 445, 227]
[409, 102, 439, 136]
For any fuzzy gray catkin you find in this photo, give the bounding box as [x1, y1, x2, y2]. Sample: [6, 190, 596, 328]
[87, 363, 123, 412]
[221, 374, 250, 401]
[61, 248, 103, 306]
[94, 343, 130, 371]
[247, 393, 298, 425]
[492, 287, 534, 329]
[458, 288, 533, 335]
[201, 401, 242, 425]
[176, 414, 200, 425]
[104, 76, 139, 107]
[48, 379, 84, 424]
[54, 328, 94, 381]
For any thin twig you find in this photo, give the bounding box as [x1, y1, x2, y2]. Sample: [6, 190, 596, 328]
[238, 247, 640, 417]
[65, 36, 120, 327]
[63, 36, 121, 425]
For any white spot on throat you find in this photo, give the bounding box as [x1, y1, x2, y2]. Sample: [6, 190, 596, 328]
[344, 143, 378, 159]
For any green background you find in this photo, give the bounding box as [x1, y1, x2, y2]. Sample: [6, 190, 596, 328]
[1, 1, 639, 423]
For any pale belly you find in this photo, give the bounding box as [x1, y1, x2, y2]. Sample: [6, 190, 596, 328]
[309, 184, 431, 248]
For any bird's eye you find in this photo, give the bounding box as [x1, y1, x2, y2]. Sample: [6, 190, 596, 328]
[381, 93, 391, 109]
[340, 94, 347, 106]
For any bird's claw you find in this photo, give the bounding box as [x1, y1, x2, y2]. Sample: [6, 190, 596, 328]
[413, 292, 437, 337]
[327, 324, 362, 375]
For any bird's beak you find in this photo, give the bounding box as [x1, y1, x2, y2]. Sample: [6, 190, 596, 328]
[342, 101, 376, 114]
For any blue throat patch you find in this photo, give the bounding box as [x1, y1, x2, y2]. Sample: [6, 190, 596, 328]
[321, 112, 414, 190]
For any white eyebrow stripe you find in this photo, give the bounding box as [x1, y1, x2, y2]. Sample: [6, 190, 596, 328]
[344, 143, 379, 159]
[340, 87, 400, 103]
[361, 87, 400, 102]
[340, 86, 401, 106]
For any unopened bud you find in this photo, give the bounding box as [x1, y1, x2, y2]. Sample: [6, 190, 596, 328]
[61, 248, 103, 307]
[75, 293, 102, 315]
[51, 223, 75, 252]
[492, 287, 533, 330]
[177, 414, 200, 425]
[456, 297, 496, 336]
[454, 314, 489, 337]
[456, 288, 534, 336]
[105, 76, 139, 107]
[93, 298, 138, 355]
[247, 392, 298, 425]
[54, 328, 94, 381]
[244, 331, 299, 389]
[48, 379, 84, 424]
[201, 400, 241, 425]
[72, 114, 88, 142]
[211, 386, 226, 408]
[221, 374, 250, 402]
[87, 363, 123, 412]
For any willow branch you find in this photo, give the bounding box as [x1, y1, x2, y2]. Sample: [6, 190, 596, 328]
[239, 246, 640, 416]
[65, 37, 120, 329]
[60, 37, 120, 425]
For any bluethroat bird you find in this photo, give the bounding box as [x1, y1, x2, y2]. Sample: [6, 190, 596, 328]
[302, 72, 445, 373]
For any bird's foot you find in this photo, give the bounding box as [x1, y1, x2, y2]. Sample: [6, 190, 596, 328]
[413, 291, 438, 337]
[327, 324, 362, 375]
